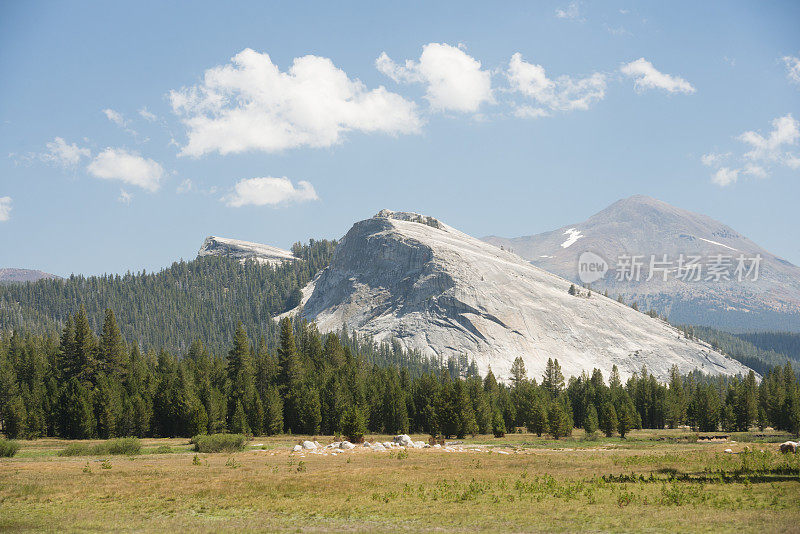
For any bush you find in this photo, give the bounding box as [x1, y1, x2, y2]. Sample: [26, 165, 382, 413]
[152, 445, 173, 454]
[58, 438, 142, 457]
[100, 438, 142, 455]
[193, 433, 248, 453]
[0, 438, 21, 457]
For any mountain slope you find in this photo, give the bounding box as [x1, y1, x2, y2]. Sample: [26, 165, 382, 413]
[297, 210, 752, 382]
[0, 268, 60, 283]
[483, 195, 800, 332]
[199, 236, 297, 265]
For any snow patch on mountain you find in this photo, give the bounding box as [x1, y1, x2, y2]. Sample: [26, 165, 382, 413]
[560, 228, 583, 248]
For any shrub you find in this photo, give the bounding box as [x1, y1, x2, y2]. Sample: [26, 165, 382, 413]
[58, 438, 142, 457]
[99, 438, 142, 455]
[193, 433, 248, 453]
[0, 438, 21, 457]
[58, 443, 91, 456]
[152, 445, 173, 454]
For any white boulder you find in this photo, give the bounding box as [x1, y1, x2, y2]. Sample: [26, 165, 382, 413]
[780, 441, 798, 453]
[340, 441, 355, 450]
[394, 434, 413, 447]
[292, 445, 302, 452]
[302, 440, 317, 450]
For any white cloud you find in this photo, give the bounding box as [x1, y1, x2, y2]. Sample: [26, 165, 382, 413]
[738, 114, 800, 164]
[170, 48, 422, 157]
[620, 58, 695, 94]
[0, 196, 11, 222]
[704, 114, 800, 186]
[41, 137, 91, 167]
[224, 176, 318, 207]
[784, 55, 800, 85]
[555, 2, 582, 20]
[139, 107, 158, 121]
[118, 189, 133, 205]
[701, 152, 730, 167]
[87, 148, 164, 192]
[711, 167, 738, 187]
[506, 52, 606, 114]
[376, 43, 493, 113]
[103, 108, 126, 126]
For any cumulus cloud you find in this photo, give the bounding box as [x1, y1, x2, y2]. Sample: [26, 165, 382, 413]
[506, 52, 606, 114]
[620, 58, 695, 94]
[711, 168, 738, 187]
[41, 137, 91, 167]
[224, 176, 318, 207]
[87, 148, 164, 192]
[0, 196, 11, 222]
[376, 43, 493, 113]
[784, 55, 800, 85]
[738, 114, 800, 164]
[170, 48, 421, 157]
[704, 114, 800, 186]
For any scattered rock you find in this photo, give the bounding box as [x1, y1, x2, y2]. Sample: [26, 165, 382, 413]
[394, 434, 413, 447]
[372, 443, 386, 451]
[302, 441, 317, 450]
[780, 441, 798, 454]
[724, 448, 733, 454]
[340, 441, 355, 450]
[292, 445, 302, 452]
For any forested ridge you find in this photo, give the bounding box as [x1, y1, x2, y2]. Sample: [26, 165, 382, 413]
[0, 239, 336, 354]
[1, 307, 798, 441]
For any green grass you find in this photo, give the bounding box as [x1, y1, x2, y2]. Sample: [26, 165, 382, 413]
[1, 430, 798, 532]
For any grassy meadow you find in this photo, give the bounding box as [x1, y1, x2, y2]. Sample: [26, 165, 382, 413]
[1, 430, 799, 533]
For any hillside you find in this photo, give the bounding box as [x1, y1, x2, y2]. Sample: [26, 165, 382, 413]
[296, 210, 752, 382]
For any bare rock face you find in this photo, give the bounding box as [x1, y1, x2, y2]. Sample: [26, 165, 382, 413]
[300, 210, 752, 382]
[483, 195, 800, 332]
[198, 236, 296, 266]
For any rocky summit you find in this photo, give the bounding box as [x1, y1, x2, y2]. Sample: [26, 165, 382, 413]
[297, 210, 752, 382]
[198, 236, 297, 266]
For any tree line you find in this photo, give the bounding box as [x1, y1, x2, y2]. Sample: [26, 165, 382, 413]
[0, 240, 336, 355]
[1, 306, 799, 441]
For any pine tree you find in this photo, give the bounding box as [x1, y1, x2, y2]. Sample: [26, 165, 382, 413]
[510, 357, 527, 387]
[98, 309, 127, 379]
[542, 358, 565, 396]
[599, 402, 617, 437]
[583, 403, 599, 436]
[492, 408, 506, 437]
[617, 403, 633, 438]
[341, 406, 367, 443]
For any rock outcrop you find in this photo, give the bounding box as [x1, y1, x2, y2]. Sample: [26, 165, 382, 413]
[298, 210, 753, 382]
[198, 236, 296, 266]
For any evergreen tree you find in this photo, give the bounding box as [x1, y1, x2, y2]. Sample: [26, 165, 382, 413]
[583, 403, 599, 436]
[599, 402, 617, 437]
[542, 358, 565, 396]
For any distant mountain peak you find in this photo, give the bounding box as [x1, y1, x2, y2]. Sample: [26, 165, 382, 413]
[482, 196, 800, 332]
[0, 268, 60, 284]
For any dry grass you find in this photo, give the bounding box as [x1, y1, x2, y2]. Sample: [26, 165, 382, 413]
[1, 430, 799, 532]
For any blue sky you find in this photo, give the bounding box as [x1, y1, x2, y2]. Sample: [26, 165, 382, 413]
[1, 1, 799, 277]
